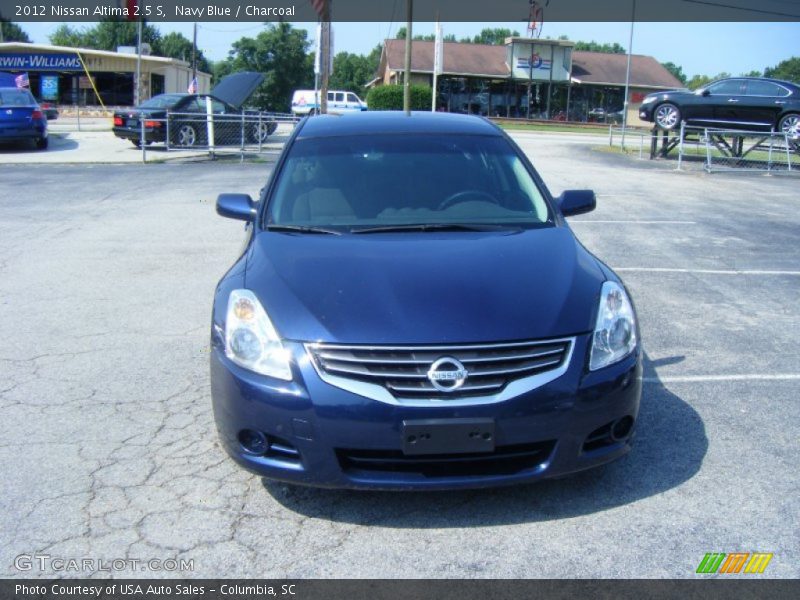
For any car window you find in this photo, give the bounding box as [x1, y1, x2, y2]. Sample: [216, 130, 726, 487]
[706, 80, 744, 95]
[0, 89, 36, 105]
[267, 134, 552, 229]
[346, 93, 359, 103]
[212, 100, 227, 113]
[744, 81, 789, 97]
[139, 94, 185, 109]
[327, 92, 334, 101]
[334, 92, 345, 102]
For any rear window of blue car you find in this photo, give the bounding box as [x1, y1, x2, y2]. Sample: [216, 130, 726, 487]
[267, 134, 552, 229]
[0, 89, 36, 106]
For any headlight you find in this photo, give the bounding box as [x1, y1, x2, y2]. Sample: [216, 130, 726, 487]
[225, 289, 292, 380]
[640, 96, 657, 105]
[589, 281, 637, 371]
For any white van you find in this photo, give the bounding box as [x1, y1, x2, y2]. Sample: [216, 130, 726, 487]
[291, 90, 367, 116]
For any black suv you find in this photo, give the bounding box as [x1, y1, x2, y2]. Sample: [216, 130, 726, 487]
[639, 77, 800, 137]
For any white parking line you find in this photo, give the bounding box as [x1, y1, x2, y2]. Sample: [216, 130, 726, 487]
[642, 374, 800, 383]
[614, 267, 800, 276]
[571, 220, 696, 224]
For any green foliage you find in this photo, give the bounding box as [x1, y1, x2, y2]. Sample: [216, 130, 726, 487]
[160, 32, 209, 74]
[366, 84, 432, 111]
[764, 57, 800, 84]
[49, 21, 162, 54]
[740, 69, 762, 77]
[329, 50, 380, 98]
[573, 40, 626, 54]
[216, 23, 313, 111]
[686, 72, 730, 90]
[470, 28, 519, 45]
[0, 19, 31, 42]
[661, 61, 687, 85]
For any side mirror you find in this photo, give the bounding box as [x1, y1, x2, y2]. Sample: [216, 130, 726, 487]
[558, 190, 596, 217]
[701, 89, 711, 97]
[216, 193, 256, 221]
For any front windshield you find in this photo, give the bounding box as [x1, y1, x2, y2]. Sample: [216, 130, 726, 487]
[139, 94, 185, 109]
[266, 134, 552, 231]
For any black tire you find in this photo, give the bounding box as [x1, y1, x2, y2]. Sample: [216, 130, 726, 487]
[131, 139, 152, 148]
[778, 113, 799, 150]
[250, 121, 273, 143]
[654, 102, 681, 131]
[174, 123, 199, 147]
[35, 137, 48, 150]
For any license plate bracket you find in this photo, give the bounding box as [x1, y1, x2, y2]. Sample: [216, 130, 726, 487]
[401, 418, 495, 455]
[127, 119, 138, 127]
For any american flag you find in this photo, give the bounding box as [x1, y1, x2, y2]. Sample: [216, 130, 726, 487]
[187, 77, 198, 94]
[309, 0, 327, 18]
[15, 72, 29, 89]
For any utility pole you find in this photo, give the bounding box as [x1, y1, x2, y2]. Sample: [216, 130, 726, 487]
[191, 22, 197, 83]
[319, 2, 331, 114]
[135, 19, 143, 105]
[403, 0, 413, 115]
[621, 0, 636, 148]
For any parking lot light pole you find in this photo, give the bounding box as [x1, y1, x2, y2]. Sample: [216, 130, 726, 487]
[621, 0, 636, 148]
[404, 0, 413, 115]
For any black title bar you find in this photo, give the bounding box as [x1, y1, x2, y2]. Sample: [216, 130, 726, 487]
[1, 0, 800, 23]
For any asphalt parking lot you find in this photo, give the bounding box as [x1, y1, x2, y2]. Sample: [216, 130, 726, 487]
[0, 134, 798, 578]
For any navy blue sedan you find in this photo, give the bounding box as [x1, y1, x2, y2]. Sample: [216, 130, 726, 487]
[210, 112, 641, 490]
[0, 87, 48, 150]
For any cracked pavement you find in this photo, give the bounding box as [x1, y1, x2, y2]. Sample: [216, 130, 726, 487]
[1, 135, 798, 578]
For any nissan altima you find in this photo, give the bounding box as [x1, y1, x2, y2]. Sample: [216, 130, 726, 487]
[210, 112, 642, 490]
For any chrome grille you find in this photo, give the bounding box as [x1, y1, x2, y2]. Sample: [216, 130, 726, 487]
[306, 338, 574, 404]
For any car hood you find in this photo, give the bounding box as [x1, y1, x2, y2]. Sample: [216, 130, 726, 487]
[245, 227, 606, 344]
[210, 71, 264, 109]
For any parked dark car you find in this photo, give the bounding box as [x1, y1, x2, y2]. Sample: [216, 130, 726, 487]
[210, 112, 642, 490]
[113, 72, 276, 147]
[39, 101, 58, 121]
[0, 87, 48, 150]
[639, 77, 800, 135]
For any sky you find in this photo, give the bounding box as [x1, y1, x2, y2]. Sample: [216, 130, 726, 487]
[15, 21, 800, 79]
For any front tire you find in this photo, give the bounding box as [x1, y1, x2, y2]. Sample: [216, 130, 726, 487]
[251, 121, 273, 143]
[654, 103, 681, 130]
[778, 113, 799, 150]
[175, 123, 198, 147]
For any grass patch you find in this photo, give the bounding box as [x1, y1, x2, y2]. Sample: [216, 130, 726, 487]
[495, 122, 610, 135]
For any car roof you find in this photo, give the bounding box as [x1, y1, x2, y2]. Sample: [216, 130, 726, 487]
[296, 111, 502, 139]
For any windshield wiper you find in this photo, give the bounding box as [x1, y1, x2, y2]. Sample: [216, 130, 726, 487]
[267, 224, 342, 235]
[351, 223, 518, 234]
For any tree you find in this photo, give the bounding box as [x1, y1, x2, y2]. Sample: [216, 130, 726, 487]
[218, 23, 313, 111]
[50, 24, 85, 47]
[573, 40, 626, 54]
[741, 69, 762, 77]
[394, 27, 455, 42]
[764, 57, 800, 84]
[686, 72, 730, 90]
[160, 32, 209, 73]
[49, 21, 162, 53]
[470, 28, 519, 45]
[661, 61, 687, 85]
[0, 19, 31, 42]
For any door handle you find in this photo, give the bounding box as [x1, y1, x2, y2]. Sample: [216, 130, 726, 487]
[775, 101, 786, 105]
[727, 98, 739, 103]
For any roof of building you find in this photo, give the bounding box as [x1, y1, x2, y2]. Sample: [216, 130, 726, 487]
[0, 42, 186, 65]
[382, 39, 683, 89]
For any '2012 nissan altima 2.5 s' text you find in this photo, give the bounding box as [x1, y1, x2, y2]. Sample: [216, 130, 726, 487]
[210, 112, 641, 490]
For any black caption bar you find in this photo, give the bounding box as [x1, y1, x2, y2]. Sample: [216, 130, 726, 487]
[2, 580, 800, 600]
[1, 0, 799, 23]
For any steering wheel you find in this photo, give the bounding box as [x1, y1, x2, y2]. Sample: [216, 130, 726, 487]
[438, 190, 498, 210]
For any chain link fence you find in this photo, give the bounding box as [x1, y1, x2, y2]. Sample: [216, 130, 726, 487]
[700, 127, 798, 173]
[135, 111, 299, 162]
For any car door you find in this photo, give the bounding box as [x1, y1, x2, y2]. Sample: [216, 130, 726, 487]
[704, 79, 747, 127]
[741, 80, 790, 129]
[346, 92, 363, 112]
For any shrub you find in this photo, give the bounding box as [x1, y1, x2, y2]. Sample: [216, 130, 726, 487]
[366, 84, 433, 111]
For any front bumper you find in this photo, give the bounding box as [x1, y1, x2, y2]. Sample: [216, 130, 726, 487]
[210, 335, 642, 490]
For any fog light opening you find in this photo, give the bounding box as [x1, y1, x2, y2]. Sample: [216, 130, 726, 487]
[610, 416, 634, 442]
[238, 429, 269, 455]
